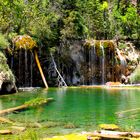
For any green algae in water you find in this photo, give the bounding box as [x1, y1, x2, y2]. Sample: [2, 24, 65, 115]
[1, 87, 140, 137]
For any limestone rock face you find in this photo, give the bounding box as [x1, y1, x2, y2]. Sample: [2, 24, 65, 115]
[116, 42, 139, 84]
[0, 52, 16, 94]
[49, 40, 139, 85]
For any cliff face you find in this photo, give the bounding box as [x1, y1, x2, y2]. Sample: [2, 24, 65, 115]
[0, 52, 16, 94]
[53, 40, 139, 85]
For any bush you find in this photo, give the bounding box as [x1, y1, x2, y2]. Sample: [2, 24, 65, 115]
[0, 34, 9, 49]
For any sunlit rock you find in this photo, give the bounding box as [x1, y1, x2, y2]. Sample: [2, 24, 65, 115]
[99, 124, 119, 131]
[0, 52, 16, 94]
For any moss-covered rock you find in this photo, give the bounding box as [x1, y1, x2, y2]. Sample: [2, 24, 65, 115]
[12, 35, 37, 50]
[99, 124, 120, 131]
[0, 51, 16, 94]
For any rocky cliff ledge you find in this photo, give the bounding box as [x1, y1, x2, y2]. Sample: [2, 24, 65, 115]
[0, 52, 16, 94]
[52, 40, 139, 85]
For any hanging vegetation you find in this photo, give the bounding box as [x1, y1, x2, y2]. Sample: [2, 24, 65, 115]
[12, 35, 36, 50]
[12, 35, 48, 89]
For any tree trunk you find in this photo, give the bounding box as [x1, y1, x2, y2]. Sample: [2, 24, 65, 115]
[0, 98, 53, 116]
[34, 50, 48, 89]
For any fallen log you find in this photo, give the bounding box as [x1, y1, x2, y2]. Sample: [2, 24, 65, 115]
[0, 97, 54, 116]
[89, 130, 140, 139]
[34, 50, 48, 89]
[116, 108, 140, 115]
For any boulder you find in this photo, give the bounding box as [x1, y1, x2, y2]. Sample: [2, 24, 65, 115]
[0, 52, 16, 94]
[99, 124, 120, 131]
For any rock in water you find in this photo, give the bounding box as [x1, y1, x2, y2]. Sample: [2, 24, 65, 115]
[99, 124, 119, 131]
[0, 52, 16, 94]
[0, 130, 12, 135]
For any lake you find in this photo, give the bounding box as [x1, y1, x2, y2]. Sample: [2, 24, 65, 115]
[0, 87, 140, 136]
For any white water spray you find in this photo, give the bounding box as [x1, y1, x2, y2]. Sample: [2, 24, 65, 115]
[100, 42, 105, 85]
[116, 48, 126, 75]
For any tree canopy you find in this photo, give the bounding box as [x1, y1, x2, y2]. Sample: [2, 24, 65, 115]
[0, 0, 139, 48]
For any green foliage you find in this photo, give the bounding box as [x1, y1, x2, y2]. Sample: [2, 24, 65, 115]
[0, 0, 139, 49]
[0, 34, 9, 49]
[0, 52, 15, 83]
[101, 1, 108, 10]
[112, 2, 139, 38]
[130, 65, 140, 84]
[118, 42, 127, 49]
[61, 11, 88, 39]
[25, 97, 48, 107]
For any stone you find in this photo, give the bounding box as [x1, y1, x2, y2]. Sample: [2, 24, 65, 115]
[106, 82, 122, 86]
[99, 124, 119, 131]
[0, 130, 12, 135]
[0, 52, 16, 94]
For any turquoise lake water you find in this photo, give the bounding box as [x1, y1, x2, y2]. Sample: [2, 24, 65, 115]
[0, 87, 140, 135]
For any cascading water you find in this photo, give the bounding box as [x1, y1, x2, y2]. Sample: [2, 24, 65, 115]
[100, 42, 105, 85]
[30, 52, 33, 87]
[16, 50, 34, 87]
[83, 40, 107, 85]
[24, 50, 28, 87]
[91, 42, 96, 85]
[18, 50, 22, 86]
[116, 48, 126, 75]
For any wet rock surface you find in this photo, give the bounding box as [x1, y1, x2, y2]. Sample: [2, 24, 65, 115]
[55, 40, 139, 85]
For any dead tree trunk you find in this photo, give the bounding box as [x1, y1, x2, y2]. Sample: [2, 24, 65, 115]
[34, 50, 48, 89]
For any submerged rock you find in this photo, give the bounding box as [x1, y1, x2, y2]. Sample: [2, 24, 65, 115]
[0, 51, 16, 94]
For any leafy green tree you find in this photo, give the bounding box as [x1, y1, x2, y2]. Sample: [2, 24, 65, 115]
[0, 33, 9, 49]
[112, 0, 139, 39]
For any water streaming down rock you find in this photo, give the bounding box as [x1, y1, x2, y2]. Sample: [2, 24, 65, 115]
[24, 51, 28, 87]
[30, 52, 33, 87]
[100, 42, 105, 85]
[15, 50, 34, 87]
[91, 42, 96, 85]
[18, 50, 22, 86]
[116, 48, 127, 75]
[82, 40, 108, 85]
[8, 39, 139, 87]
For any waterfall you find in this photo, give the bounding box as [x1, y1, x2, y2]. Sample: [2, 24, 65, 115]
[116, 48, 126, 75]
[24, 51, 28, 87]
[16, 50, 34, 87]
[30, 52, 33, 87]
[18, 50, 22, 86]
[91, 42, 96, 85]
[100, 42, 105, 85]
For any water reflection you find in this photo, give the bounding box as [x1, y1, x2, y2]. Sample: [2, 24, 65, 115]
[0, 88, 140, 131]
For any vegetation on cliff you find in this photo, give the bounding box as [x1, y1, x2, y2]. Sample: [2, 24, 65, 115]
[0, 0, 139, 86]
[0, 52, 15, 92]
